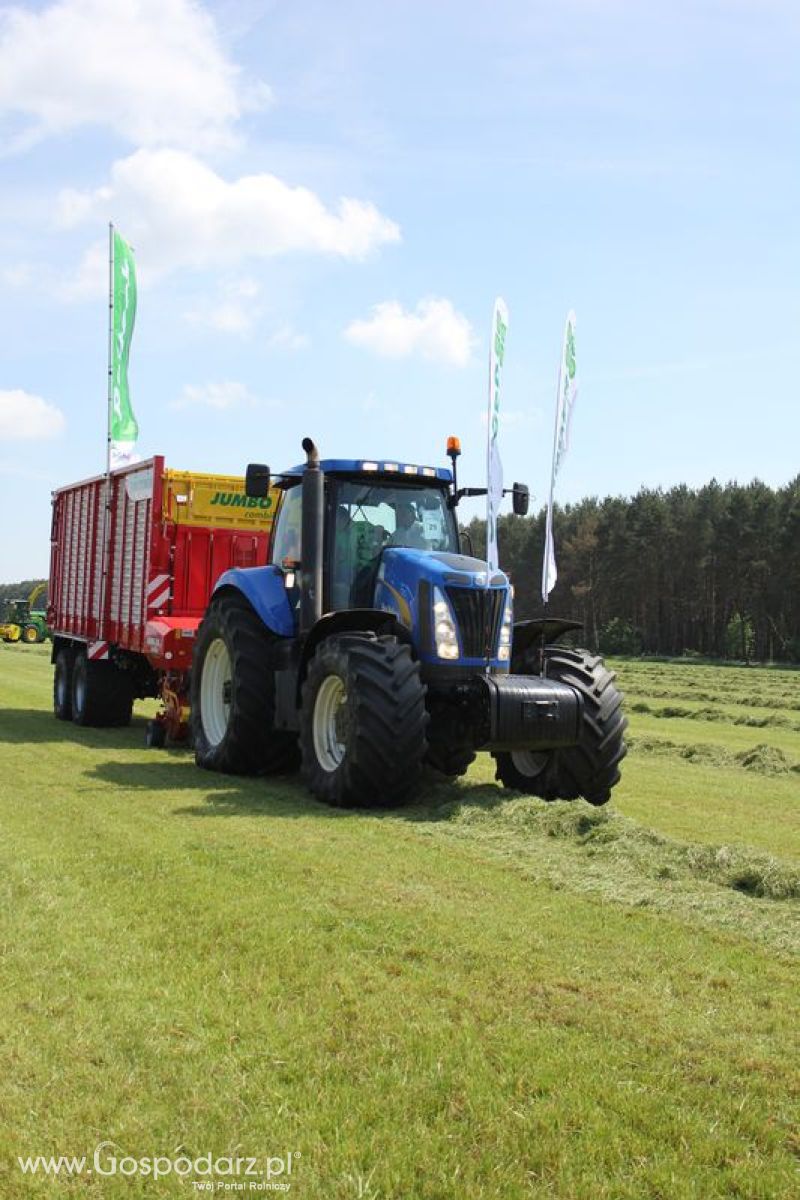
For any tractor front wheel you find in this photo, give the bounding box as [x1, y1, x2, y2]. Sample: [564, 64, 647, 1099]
[191, 592, 298, 775]
[493, 646, 627, 806]
[22, 625, 39, 644]
[301, 634, 428, 807]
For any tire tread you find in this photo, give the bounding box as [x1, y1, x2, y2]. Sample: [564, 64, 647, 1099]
[301, 634, 428, 807]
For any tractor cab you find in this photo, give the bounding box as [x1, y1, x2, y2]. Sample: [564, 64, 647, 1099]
[5, 599, 27, 623]
[269, 462, 460, 610]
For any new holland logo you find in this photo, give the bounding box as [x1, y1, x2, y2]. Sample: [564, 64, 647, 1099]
[209, 492, 273, 511]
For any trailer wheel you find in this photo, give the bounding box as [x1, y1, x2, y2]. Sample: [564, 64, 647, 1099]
[493, 646, 627, 806]
[301, 634, 428, 808]
[191, 592, 298, 775]
[71, 651, 134, 727]
[53, 647, 74, 721]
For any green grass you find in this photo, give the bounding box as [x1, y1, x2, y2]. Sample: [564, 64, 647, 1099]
[1, 646, 798, 1198]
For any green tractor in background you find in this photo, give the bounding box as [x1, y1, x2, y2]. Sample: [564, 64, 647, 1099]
[0, 583, 50, 644]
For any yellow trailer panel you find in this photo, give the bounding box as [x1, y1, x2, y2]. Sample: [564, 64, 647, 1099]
[162, 470, 280, 533]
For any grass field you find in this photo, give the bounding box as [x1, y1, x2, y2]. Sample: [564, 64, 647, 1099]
[1, 645, 798, 1198]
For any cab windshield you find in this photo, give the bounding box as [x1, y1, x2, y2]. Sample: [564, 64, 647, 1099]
[331, 480, 457, 608]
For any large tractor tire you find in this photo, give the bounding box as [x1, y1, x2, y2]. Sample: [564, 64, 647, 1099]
[300, 634, 428, 808]
[493, 646, 627, 806]
[53, 647, 74, 720]
[71, 650, 133, 727]
[22, 624, 40, 644]
[191, 592, 298, 775]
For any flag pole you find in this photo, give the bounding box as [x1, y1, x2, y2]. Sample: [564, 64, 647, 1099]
[98, 223, 115, 640]
[106, 222, 114, 480]
[540, 349, 563, 676]
[541, 312, 578, 674]
[485, 298, 508, 667]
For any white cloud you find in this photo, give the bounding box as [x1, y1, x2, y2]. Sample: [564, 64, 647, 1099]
[344, 298, 475, 367]
[2, 263, 34, 288]
[0, 389, 66, 439]
[185, 278, 264, 336]
[184, 281, 310, 347]
[0, 0, 267, 153]
[60, 240, 107, 301]
[266, 324, 309, 352]
[171, 381, 259, 411]
[58, 148, 401, 294]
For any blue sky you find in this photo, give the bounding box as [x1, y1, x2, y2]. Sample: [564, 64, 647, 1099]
[1, 0, 798, 581]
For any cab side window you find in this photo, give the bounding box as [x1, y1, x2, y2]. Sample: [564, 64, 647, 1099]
[270, 485, 302, 566]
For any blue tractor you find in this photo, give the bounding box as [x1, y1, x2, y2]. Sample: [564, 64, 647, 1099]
[190, 438, 626, 807]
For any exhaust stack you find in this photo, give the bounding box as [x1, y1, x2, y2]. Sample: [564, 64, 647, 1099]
[300, 437, 324, 632]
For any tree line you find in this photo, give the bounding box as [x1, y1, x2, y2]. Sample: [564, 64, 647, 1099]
[5, 476, 799, 662]
[465, 476, 800, 663]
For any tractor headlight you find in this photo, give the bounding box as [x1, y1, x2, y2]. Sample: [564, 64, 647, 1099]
[498, 590, 513, 661]
[433, 587, 459, 660]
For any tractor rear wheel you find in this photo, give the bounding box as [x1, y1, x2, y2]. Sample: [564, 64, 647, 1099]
[53, 647, 74, 720]
[301, 634, 428, 807]
[71, 651, 133, 727]
[191, 592, 298, 775]
[493, 646, 627, 806]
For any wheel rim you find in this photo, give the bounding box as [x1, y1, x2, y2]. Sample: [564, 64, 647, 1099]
[510, 750, 549, 778]
[200, 637, 232, 747]
[24, 627, 37, 643]
[313, 675, 348, 772]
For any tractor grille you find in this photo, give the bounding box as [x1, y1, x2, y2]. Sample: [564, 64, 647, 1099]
[446, 587, 505, 658]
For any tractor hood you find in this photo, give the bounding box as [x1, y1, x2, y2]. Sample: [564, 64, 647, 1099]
[374, 548, 510, 668]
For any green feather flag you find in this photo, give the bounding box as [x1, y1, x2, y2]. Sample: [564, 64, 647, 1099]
[109, 227, 138, 468]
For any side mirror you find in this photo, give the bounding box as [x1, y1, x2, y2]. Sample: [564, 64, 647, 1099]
[512, 482, 530, 517]
[245, 463, 270, 498]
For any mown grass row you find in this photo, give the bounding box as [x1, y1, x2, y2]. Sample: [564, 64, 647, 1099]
[621, 684, 800, 712]
[614, 660, 800, 711]
[627, 734, 799, 777]
[626, 698, 800, 732]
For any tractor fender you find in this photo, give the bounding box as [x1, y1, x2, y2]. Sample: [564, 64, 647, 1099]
[213, 567, 295, 638]
[298, 609, 412, 690]
[512, 617, 584, 666]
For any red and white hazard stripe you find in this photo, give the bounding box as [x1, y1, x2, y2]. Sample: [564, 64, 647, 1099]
[88, 640, 110, 661]
[147, 573, 170, 611]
